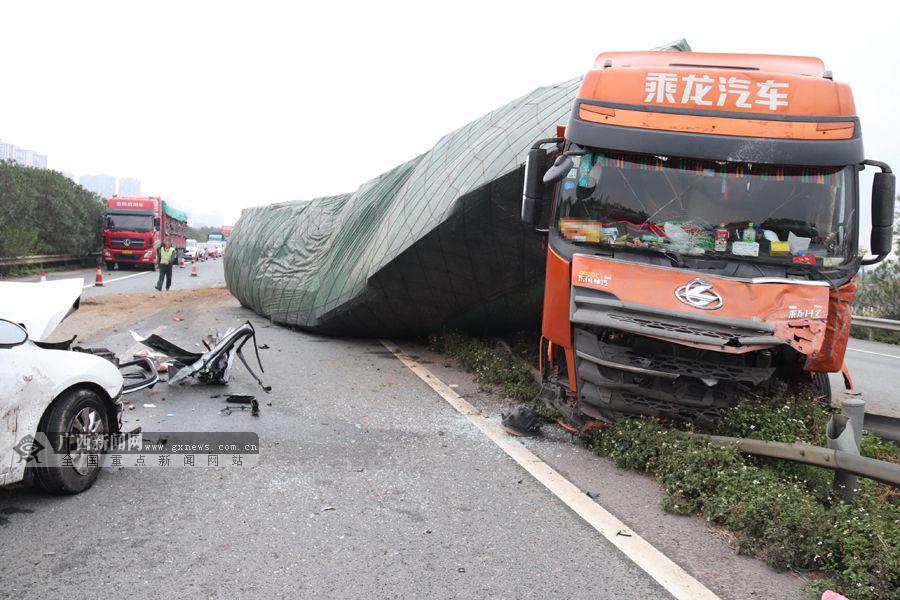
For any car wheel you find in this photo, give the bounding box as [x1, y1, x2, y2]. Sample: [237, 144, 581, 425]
[34, 388, 109, 494]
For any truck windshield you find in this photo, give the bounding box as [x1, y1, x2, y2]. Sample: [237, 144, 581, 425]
[554, 150, 856, 268]
[106, 212, 153, 232]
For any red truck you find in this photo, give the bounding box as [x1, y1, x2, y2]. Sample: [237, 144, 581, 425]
[101, 196, 188, 270]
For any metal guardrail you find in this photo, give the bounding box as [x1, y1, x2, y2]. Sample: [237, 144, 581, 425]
[851, 315, 900, 333]
[0, 253, 99, 273]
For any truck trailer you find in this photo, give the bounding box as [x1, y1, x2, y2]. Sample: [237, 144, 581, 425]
[102, 196, 188, 270]
[522, 51, 895, 424]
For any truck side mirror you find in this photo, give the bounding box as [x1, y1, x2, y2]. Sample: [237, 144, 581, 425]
[870, 171, 895, 257]
[521, 148, 548, 226]
[154, 216, 161, 229]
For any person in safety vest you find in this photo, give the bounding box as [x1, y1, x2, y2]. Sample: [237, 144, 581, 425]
[155, 238, 177, 291]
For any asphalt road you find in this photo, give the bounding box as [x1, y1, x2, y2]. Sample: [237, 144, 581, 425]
[828, 339, 900, 419]
[5, 257, 227, 297]
[0, 283, 806, 599]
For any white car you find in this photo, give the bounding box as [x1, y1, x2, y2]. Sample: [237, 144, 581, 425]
[0, 279, 156, 494]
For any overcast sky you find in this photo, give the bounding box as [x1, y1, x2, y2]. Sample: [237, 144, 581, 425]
[1, 0, 898, 226]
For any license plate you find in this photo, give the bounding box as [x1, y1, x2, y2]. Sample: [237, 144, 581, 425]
[120, 250, 133, 255]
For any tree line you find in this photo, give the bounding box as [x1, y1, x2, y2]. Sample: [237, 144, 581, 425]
[0, 160, 105, 258]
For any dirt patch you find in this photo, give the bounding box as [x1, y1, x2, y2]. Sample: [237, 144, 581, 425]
[52, 286, 236, 342]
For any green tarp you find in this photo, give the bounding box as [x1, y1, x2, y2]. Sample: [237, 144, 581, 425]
[224, 78, 581, 336]
[162, 200, 188, 223]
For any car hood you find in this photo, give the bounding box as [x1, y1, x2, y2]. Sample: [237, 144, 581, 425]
[0, 278, 83, 341]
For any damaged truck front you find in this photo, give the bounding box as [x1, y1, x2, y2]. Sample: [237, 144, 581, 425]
[522, 51, 895, 425]
[0, 279, 157, 494]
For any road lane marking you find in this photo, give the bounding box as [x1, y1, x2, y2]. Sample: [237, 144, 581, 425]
[846, 347, 900, 360]
[83, 270, 151, 289]
[381, 340, 721, 600]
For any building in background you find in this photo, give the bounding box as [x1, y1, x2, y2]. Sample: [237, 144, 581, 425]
[117, 177, 141, 196]
[0, 141, 13, 161]
[79, 174, 116, 198]
[1, 136, 144, 197]
[0, 138, 46, 167]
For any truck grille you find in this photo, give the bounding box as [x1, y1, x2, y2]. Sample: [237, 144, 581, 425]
[574, 328, 774, 385]
[110, 238, 147, 249]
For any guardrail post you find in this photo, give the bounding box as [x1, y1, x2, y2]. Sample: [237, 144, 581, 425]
[827, 391, 865, 503]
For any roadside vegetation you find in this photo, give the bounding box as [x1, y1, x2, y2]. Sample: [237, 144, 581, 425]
[852, 200, 900, 344]
[0, 160, 105, 258]
[433, 331, 900, 600]
[186, 225, 225, 242]
[854, 257, 900, 344]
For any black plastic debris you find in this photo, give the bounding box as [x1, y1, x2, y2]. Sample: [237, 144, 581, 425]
[501, 405, 542, 437]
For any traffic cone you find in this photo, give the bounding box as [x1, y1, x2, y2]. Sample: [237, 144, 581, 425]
[95, 266, 104, 287]
[179, 253, 185, 268]
[190, 257, 198, 277]
[40, 271, 47, 282]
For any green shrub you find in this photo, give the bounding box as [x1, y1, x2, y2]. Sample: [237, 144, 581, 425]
[0, 161, 104, 258]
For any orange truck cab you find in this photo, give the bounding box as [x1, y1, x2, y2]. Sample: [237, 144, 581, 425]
[102, 196, 188, 270]
[521, 51, 896, 424]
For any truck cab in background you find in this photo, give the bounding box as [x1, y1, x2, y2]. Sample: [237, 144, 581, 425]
[102, 196, 188, 270]
[522, 51, 895, 425]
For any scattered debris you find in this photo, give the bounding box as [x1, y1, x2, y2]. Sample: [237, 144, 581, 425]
[131, 321, 271, 392]
[501, 405, 542, 437]
[225, 395, 255, 403]
[171, 315, 183, 322]
[616, 530, 632, 537]
[321, 506, 335, 512]
[219, 397, 259, 416]
[143, 403, 157, 408]
[257, 344, 270, 349]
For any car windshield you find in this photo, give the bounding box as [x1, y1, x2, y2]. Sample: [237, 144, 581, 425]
[106, 212, 153, 232]
[554, 150, 856, 268]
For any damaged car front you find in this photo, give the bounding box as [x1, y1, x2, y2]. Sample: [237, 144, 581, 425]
[0, 279, 157, 494]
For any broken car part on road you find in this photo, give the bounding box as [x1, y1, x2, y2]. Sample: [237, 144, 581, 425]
[131, 321, 270, 392]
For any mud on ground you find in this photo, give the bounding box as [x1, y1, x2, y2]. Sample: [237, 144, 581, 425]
[52, 286, 235, 343]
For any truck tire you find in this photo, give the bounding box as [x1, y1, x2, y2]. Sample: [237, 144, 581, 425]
[33, 388, 109, 494]
[105, 262, 114, 271]
[813, 372, 832, 402]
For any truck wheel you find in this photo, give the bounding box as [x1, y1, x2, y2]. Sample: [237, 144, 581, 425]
[33, 388, 109, 494]
[813, 372, 832, 402]
[105, 262, 113, 271]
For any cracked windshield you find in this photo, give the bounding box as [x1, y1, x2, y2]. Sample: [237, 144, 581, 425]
[556, 151, 855, 267]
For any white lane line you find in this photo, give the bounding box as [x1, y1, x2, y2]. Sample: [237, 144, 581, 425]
[381, 340, 720, 600]
[83, 270, 151, 289]
[846, 347, 900, 360]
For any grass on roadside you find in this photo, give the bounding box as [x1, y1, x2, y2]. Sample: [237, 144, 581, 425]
[432, 330, 900, 600]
